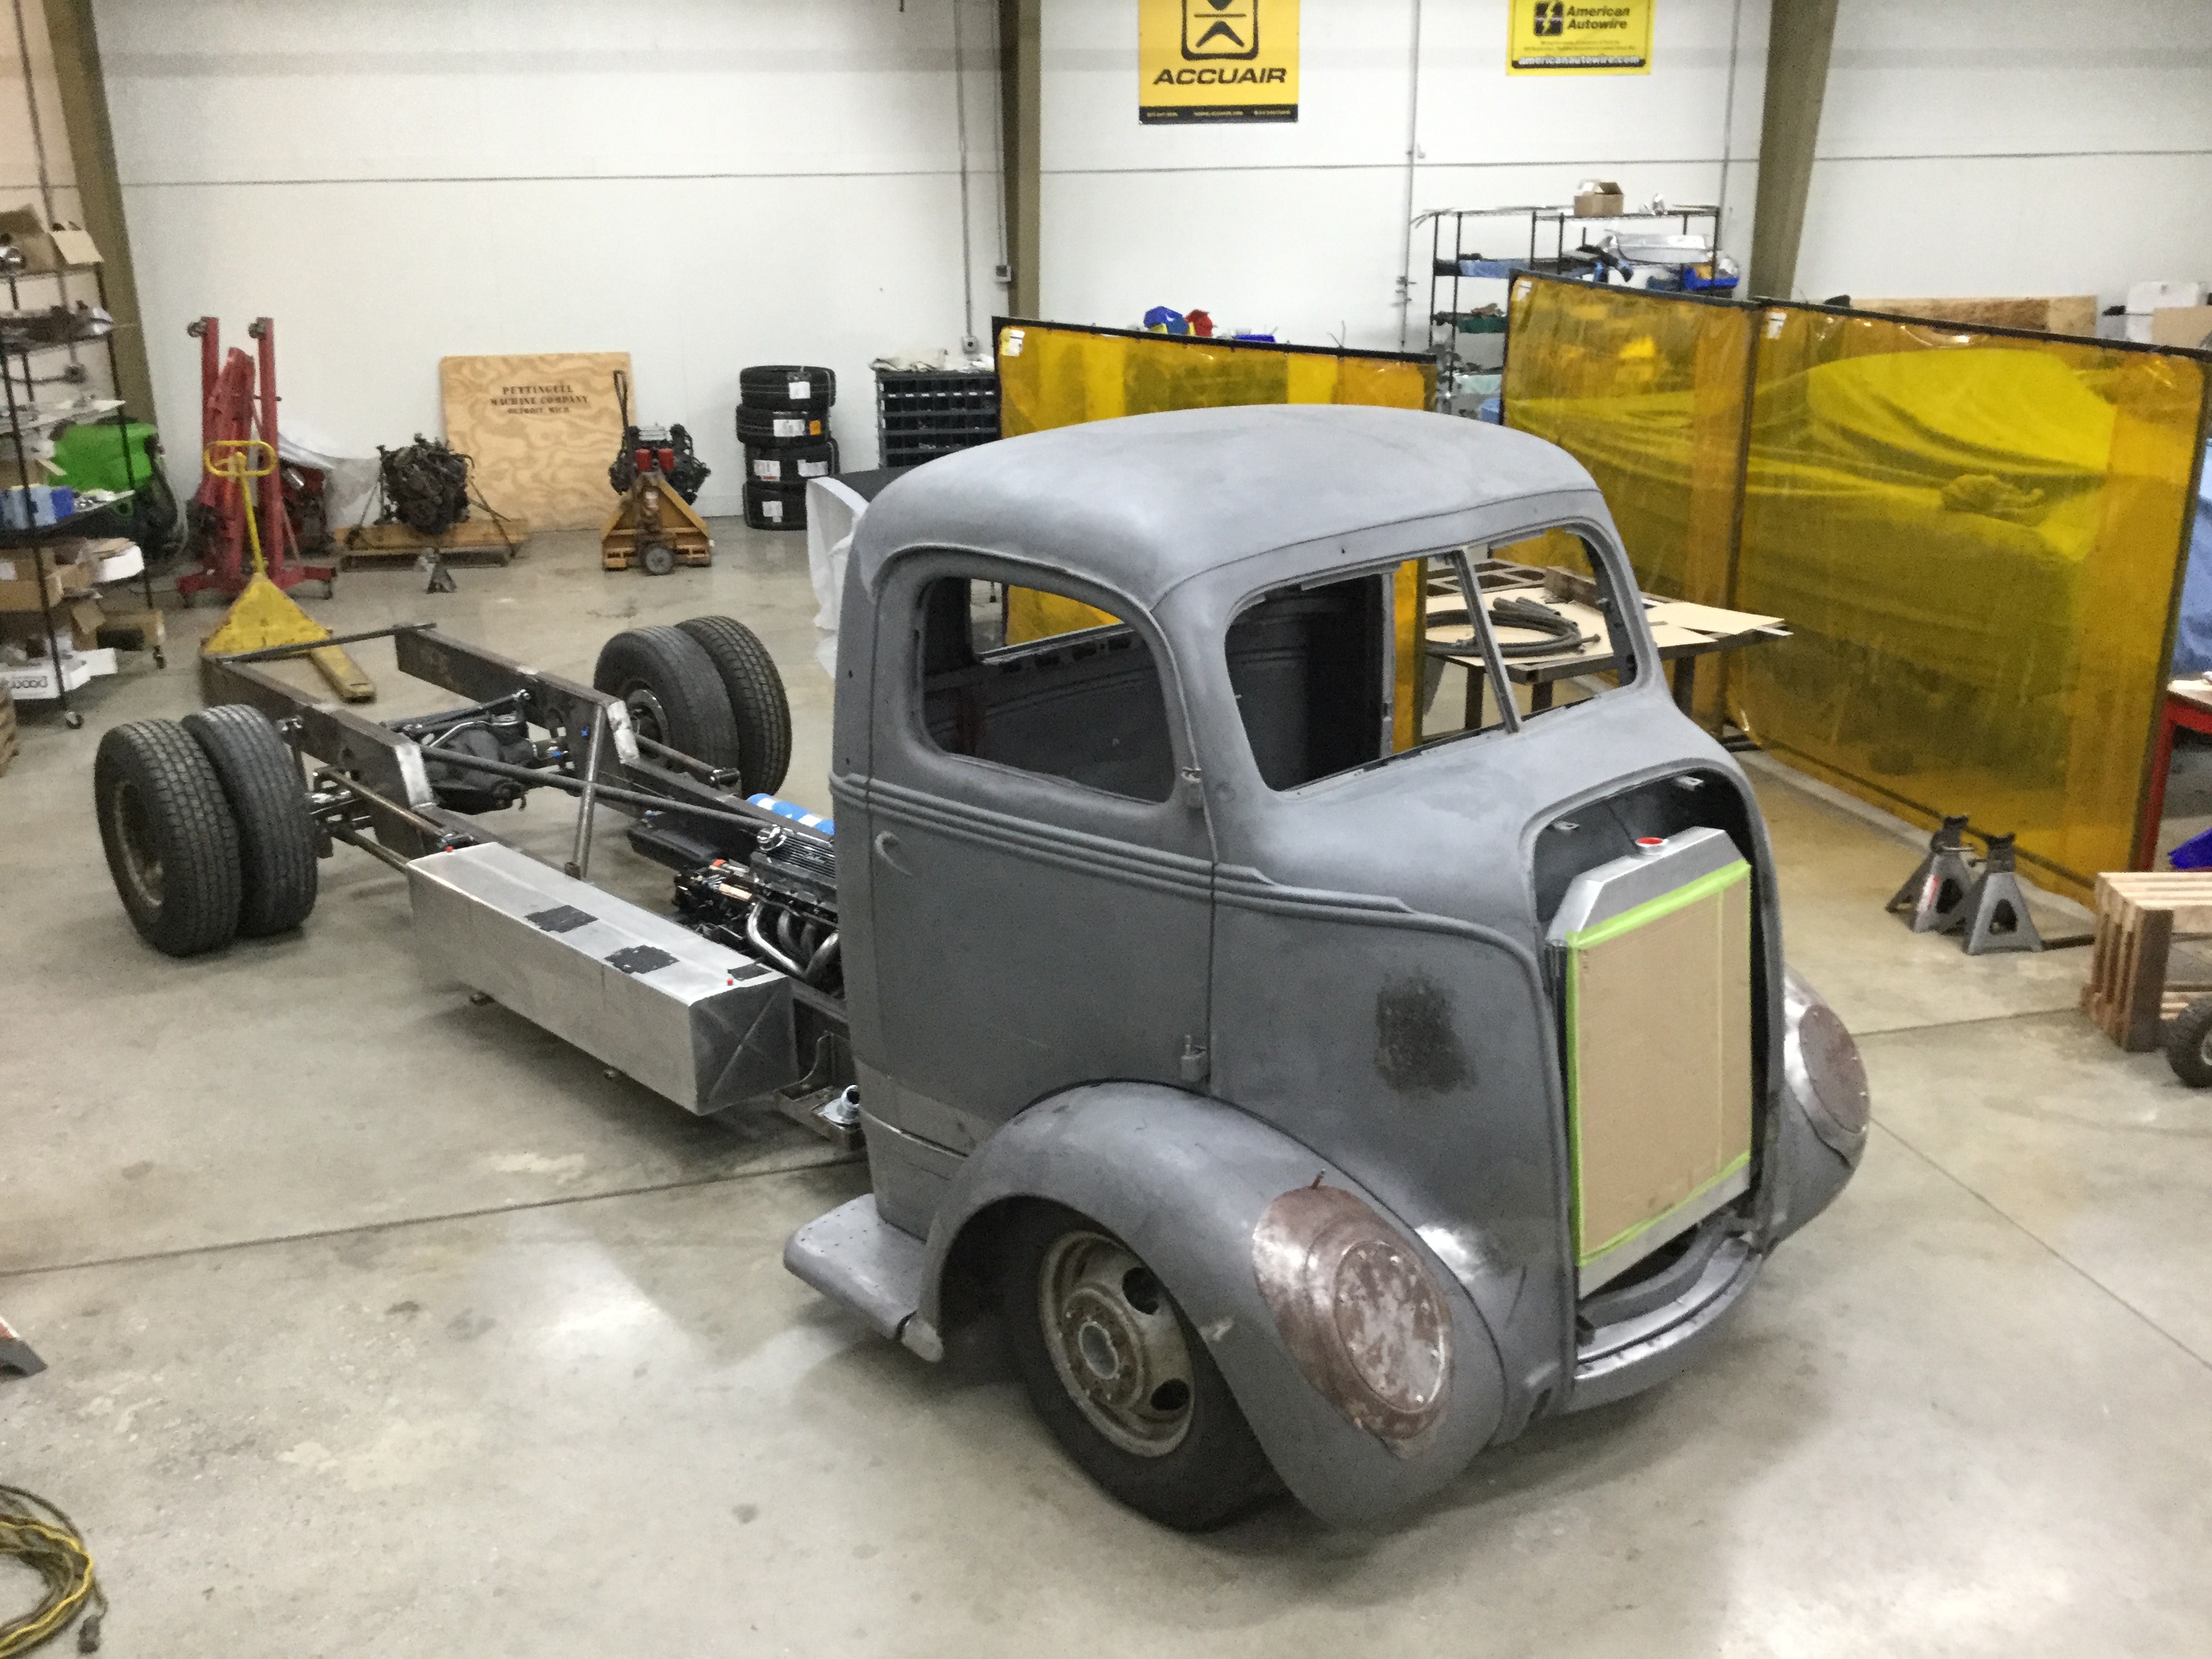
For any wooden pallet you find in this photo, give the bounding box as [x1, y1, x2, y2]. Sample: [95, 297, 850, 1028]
[2081, 872, 2212, 1050]
[337, 517, 526, 569]
[0, 682, 16, 778]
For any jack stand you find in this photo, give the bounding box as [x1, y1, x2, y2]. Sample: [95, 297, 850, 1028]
[417, 551, 456, 594]
[1961, 833, 2044, 954]
[0, 1309, 46, 1378]
[1889, 813, 1977, 933]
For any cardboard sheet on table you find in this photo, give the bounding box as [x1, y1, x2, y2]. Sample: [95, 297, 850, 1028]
[1643, 598, 1784, 637]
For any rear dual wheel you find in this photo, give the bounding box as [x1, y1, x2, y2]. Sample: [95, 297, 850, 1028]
[94, 705, 317, 958]
[592, 616, 792, 797]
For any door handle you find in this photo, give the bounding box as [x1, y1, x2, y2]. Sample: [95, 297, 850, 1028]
[874, 830, 912, 875]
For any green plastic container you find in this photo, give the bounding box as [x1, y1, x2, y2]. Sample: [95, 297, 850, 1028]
[52, 420, 156, 495]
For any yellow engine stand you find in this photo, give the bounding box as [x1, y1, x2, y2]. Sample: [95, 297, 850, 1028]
[601, 475, 713, 574]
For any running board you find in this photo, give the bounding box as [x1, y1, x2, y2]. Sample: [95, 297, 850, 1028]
[784, 1195, 933, 1354]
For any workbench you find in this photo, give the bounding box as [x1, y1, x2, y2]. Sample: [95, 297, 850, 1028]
[1422, 560, 1790, 731]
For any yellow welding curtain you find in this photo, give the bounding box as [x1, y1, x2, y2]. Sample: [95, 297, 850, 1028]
[994, 319, 1437, 747]
[1504, 275, 2210, 899]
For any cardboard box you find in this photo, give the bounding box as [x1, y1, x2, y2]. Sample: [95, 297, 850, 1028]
[96, 604, 165, 655]
[1573, 180, 1624, 218]
[0, 207, 102, 272]
[0, 551, 94, 609]
[1864, 295, 2098, 337]
[2150, 306, 2212, 352]
[0, 594, 104, 651]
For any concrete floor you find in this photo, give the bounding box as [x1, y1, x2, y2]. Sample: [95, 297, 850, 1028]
[3, 525, 2210, 1656]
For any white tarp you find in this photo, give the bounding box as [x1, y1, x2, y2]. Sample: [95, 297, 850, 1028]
[804, 476, 869, 677]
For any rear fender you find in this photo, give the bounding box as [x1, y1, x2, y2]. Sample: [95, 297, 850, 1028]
[914, 1082, 1508, 1526]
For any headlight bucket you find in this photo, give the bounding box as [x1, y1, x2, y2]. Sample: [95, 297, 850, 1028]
[1783, 968, 1869, 1158]
[1252, 1184, 1452, 1448]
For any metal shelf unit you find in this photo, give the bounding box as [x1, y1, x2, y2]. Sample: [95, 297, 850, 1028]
[876, 369, 999, 469]
[1420, 203, 1723, 398]
[0, 262, 157, 726]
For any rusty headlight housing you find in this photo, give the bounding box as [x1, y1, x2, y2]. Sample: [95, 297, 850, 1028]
[1252, 1184, 1452, 1448]
[1783, 968, 1870, 1155]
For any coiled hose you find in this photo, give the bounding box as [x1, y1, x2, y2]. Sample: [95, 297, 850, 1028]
[1487, 594, 1590, 658]
[0, 1485, 105, 1654]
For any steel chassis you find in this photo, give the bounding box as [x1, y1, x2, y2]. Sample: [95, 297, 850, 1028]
[204, 623, 857, 1143]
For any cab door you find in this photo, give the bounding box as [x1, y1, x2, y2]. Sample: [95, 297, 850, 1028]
[861, 550, 1214, 1153]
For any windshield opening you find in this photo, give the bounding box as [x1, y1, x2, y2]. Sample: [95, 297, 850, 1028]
[1225, 531, 1641, 792]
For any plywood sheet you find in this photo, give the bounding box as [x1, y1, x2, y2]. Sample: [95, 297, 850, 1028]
[440, 353, 631, 531]
[1861, 295, 2098, 339]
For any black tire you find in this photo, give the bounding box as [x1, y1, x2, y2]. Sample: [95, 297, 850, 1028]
[745, 438, 838, 485]
[2167, 996, 2212, 1087]
[1002, 1202, 1277, 1531]
[676, 615, 792, 796]
[735, 405, 830, 449]
[592, 625, 742, 770]
[183, 703, 319, 938]
[639, 541, 676, 577]
[742, 480, 807, 531]
[92, 718, 242, 957]
[738, 364, 836, 410]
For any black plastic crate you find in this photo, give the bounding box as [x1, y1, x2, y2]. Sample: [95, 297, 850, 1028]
[876, 369, 999, 469]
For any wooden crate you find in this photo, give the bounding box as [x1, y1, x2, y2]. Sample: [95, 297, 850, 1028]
[2081, 872, 2212, 1050]
[337, 517, 527, 569]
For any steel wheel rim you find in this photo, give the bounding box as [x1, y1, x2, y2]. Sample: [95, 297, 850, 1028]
[1038, 1229, 1195, 1458]
[621, 684, 670, 747]
[108, 778, 164, 910]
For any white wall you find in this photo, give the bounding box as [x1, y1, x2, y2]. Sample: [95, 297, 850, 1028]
[1799, 0, 2212, 305]
[89, 0, 2212, 497]
[1042, 0, 1763, 354]
[1039, 0, 2211, 349]
[95, 0, 1008, 508]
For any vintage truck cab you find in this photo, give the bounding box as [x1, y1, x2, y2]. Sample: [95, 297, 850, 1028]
[786, 404, 1869, 1529]
[96, 397, 1863, 1534]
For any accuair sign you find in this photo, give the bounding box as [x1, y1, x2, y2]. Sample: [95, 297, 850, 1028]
[1509, 0, 1654, 74]
[1139, 0, 1300, 123]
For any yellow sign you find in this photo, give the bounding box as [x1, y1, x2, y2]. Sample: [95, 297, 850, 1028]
[1139, 0, 1299, 123]
[1508, 0, 1654, 75]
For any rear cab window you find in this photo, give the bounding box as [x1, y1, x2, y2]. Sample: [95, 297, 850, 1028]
[915, 572, 1176, 803]
[1225, 531, 1641, 792]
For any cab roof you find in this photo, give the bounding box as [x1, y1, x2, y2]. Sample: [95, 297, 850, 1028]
[850, 403, 1610, 609]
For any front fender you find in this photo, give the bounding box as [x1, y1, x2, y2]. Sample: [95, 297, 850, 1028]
[914, 1082, 1509, 1526]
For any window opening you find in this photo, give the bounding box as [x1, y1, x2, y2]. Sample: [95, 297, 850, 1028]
[916, 574, 1175, 802]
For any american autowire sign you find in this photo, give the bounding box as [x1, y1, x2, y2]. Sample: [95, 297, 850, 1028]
[1509, 0, 1654, 74]
[1139, 0, 1300, 123]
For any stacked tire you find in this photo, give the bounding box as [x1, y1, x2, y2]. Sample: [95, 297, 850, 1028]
[94, 704, 319, 958]
[737, 365, 836, 531]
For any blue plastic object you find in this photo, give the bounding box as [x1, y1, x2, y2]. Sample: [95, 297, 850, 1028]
[1142, 306, 1189, 336]
[749, 793, 835, 836]
[2170, 438, 2212, 676]
[1477, 396, 1503, 425]
[2171, 822, 2212, 871]
[0, 485, 75, 529]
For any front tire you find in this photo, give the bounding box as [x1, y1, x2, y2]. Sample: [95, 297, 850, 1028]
[93, 719, 242, 957]
[1002, 1202, 1277, 1530]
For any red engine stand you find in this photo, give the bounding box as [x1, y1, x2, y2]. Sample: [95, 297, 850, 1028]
[176, 316, 338, 601]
